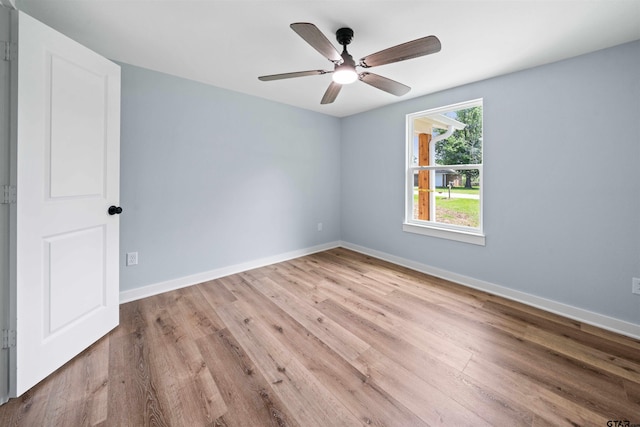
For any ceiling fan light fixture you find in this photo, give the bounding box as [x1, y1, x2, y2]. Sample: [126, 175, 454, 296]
[260, 23, 440, 104]
[332, 65, 358, 84]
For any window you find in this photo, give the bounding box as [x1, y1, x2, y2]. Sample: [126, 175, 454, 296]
[404, 99, 484, 245]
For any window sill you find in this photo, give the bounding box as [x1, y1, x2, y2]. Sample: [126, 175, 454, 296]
[402, 222, 486, 246]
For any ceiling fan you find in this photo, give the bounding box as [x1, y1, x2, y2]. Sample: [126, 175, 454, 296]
[258, 23, 441, 104]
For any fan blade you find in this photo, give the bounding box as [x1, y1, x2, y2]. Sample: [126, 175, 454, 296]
[359, 35, 441, 68]
[359, 72, 410, 96]
[321, 81, 342, 104]
[258, 70, 327, 81]
[290, 23, 342, 63]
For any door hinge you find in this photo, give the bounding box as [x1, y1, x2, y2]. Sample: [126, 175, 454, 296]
[1, 329, 16, 349]
[1, 185, 16, 204]
[2, 41, 16, 62]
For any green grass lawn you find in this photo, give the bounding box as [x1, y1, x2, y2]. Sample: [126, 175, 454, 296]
[435, 197, 479, 227]
[413, 193, 480, 227]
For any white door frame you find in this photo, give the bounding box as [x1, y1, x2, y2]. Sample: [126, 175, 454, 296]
[0, 4, 17, 406]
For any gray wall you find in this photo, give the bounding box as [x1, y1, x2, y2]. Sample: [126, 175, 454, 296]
[119, 64, 341, 291]
[340, 40, 640, 324]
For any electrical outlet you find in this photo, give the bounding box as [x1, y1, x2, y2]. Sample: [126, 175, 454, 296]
[633, 278, 640, 295]
[317, 222, 323, 232]
[126, 252, 138, 266]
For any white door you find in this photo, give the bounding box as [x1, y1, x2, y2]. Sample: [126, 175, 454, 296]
[12, 11, 120, 396]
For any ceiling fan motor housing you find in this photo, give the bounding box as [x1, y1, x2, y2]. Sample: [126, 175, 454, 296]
[335, 27, 356, 69]
[336, 27, 354, 46]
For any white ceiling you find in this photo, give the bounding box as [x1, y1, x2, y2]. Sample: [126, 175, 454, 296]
[16, 0, 640, 117]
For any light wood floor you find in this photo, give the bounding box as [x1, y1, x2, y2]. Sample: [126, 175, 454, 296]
[2, 248, 640, 426]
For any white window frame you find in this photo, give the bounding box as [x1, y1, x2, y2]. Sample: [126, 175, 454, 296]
[403, 99, 485, 246]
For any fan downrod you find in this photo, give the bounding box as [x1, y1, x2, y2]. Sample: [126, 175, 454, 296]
[336, 27, 354, 46]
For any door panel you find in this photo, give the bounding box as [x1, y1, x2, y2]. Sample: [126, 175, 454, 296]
[13, 11, 120, 396]
[44, 226, 106, 335]
[49, 54, 107, 199]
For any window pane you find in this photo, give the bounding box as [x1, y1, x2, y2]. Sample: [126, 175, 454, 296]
[435, 169, 480, 228]
[410, 135, 418, 166]
[434, 106, 482, 166]
[412, 170, 435, 221]
[411, 170, 419, 220]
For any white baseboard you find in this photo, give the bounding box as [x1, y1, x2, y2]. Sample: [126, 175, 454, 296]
[119, 241, 341, 304]
[340, 241, 640, 340]
[119, 239, 640, 340]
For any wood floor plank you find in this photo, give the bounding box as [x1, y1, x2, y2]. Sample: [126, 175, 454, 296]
[580, 322, 640, 350]
[319, 297, 535, 425]
[107, 330, 173, 427]
[314, 275, 475, 372]
[291, 255, 399, 296]
[172, 285, 226, 339]
[357, 347, 492, 426]
[215, 301, 364, 427]
[222, 275, 427, 426]
[486, 298, 640, 364]
[467, 325, 636, 417]
[138, 293, 227, 425]
[384, 288, 639, 417]
[0, 341, 110, 427]
[383, 282, 531, 339]
[524, 325, 640, 384]
[463, 353, 612, 426]
[242, 272, 371, 367]
[197, 277, 238, 308]
[484, 293, 584, 331]
[320, 248, 488, 308]
[77, 338, 110, 425]
[2, 248, 639, 425]
[196, 328, 298, 427]
[624, 378, 640, 405]
[383, 287, 536, 361]
[0, 385, 53, 427]
[253, 266, 328, 307]
[35, 338, 110, 427]
[106, 328, 170, 426]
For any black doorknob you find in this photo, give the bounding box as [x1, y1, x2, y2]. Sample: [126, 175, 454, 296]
[108, 205, 123, 215]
